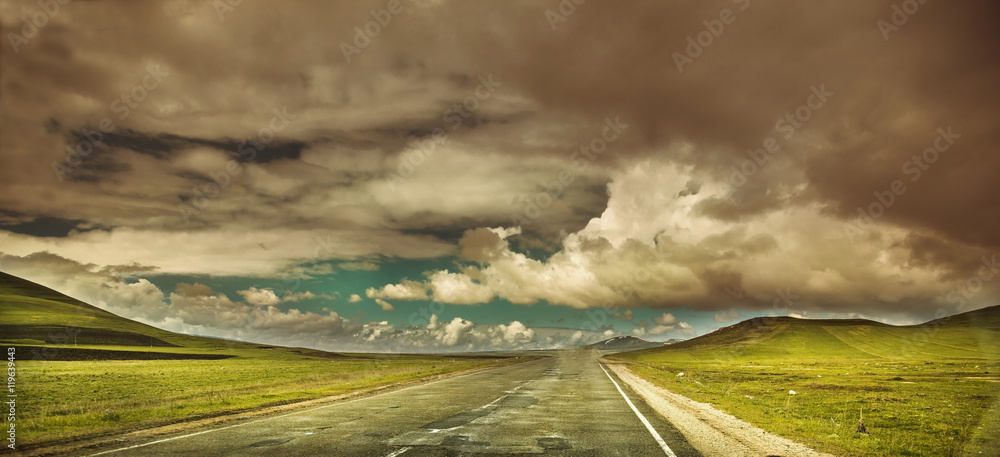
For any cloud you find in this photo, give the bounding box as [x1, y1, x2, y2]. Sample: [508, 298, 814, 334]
[612, 309, 634, 322]
[427, 270, 493, 304]
[281, 290, 317, 303]
[714, 309, 742, 323]
[495, 320, 535, 345]
[439, 317, 474, 347]
[339, 261, 379, 271]
[653, 313, 679, 326]
[363, 159, 994, 321]
[0, 252, 614, 352]
[3, 0, 999, 329]
[237, 287, 281, 306]
[374, 298, 395, 312]
[348, 293, 362, 303]
[365, 279, 429, 301]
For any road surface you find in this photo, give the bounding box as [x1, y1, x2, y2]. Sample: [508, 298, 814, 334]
[87, 350, 702, 456]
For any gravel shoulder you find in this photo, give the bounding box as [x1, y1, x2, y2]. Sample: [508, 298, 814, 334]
[605, 361, 840, 457]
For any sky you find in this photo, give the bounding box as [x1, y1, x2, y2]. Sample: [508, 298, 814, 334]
[1, 0, 998, 352]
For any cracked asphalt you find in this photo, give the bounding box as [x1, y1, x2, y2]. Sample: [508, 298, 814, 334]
[87, 349, 702, 456]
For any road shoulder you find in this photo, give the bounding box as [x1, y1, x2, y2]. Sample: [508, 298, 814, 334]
[603, 361, 839, 457]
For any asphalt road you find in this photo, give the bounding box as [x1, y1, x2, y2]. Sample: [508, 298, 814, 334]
[88, 350, 702, 456]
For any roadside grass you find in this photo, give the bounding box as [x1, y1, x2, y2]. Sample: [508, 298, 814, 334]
[611, 318, 1000, 457]
[17, 353, 521, 445]
[624, 359, 999, 457]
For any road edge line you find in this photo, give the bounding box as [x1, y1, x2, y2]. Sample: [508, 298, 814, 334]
[599, 363, 678, 457]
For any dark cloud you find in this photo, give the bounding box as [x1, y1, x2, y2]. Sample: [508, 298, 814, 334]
[1, 0, 997, 326]
[0, 213, 84, 238]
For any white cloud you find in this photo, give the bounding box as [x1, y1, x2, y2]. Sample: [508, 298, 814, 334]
[348, 293, 362, 303]
[365, 279, 429, 301]
[653, 313, 679, 326]
[427, 270, 493, 304]
[362, 160, 970, 318]
[0, 251, 629, 352]
[238, 287, 281, 306]
[496, 320, 535, 344]
[375, 298, 395, 312]
[439, 317, 474, 346]
[281, 291, 316, 303]
[713, 309, 741, 323]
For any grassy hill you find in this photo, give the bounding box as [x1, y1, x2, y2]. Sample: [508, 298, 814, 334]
[616, 308, 1000, 365]
[0, 271, 288, 358]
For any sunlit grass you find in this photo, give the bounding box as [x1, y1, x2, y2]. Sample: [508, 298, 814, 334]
[17, 355, 517, 444]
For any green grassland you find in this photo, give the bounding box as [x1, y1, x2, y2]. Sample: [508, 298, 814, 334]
[0, 272, 523, 446]
[15, 354, 512, 445]
[611, 311, 1000, 457]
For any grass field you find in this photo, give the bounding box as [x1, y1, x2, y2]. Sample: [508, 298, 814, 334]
[0, 272, 526, 446]
[611, 311, 1000, 457]
[14, 351, 518, 445]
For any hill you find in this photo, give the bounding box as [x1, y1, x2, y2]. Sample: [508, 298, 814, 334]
[0, 271, 332, 360]
[583, 335, 663, 352]
[614, 306, 1000, 364]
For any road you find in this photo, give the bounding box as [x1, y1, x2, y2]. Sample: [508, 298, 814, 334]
[88, 350, 703, 456]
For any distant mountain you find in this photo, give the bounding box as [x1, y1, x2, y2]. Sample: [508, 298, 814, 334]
[583, 335, 664, 352]
[612, 305, 1000, 363]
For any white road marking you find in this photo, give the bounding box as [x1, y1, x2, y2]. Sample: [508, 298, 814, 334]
[384, 446, 411, 457]
[479, 395, 506, 409]
[480, 384, 522, 410]
[599, 363, 678, 457]
[85, 368, 496, 456]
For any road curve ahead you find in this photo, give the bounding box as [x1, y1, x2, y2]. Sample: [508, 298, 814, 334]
[88, 350, 702, 456]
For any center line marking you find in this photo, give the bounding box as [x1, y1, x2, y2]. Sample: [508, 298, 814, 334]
[599, 363, 677, 457]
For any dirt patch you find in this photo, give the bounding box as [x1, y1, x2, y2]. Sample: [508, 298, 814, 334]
[605, 361, 840, 457]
